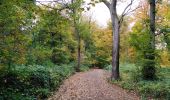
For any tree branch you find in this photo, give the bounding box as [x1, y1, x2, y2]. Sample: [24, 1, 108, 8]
[100, 0, 110, 9]
[121, 0, 134, 16]
[119, 0, 140, 24]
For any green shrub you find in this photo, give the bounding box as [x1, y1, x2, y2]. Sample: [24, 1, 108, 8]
[80, 64, 90, 72]
[138, 81, 170, 99]
[29, 70, 51, 88]
[95, 55, 110, 69]
[107, 63, 170, 99]
[26, 47, 52, 66]
[51, 48, 70, 64]
[0, 63, 75, 99]
[142, 59, 156, 80]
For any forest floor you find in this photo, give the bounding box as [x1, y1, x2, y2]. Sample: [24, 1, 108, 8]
[48, 69, 139, 100]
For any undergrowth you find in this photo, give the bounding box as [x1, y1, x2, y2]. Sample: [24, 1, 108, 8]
[105, 63, 170, 99]
[0, 63, 76, 100]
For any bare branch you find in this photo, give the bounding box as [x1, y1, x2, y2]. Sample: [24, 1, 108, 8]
[119, 0, 134, 21]
[121, 0, 134, 16]
[100, 0, 110, 9]
[119, 0, 141, 24]
[119, 6, 141, 24]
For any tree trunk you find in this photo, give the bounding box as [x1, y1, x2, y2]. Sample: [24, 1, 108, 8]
[77, 35, 81, 72]
[111, 18, 120, 80]
[75, 24, 81, 72]
[149, 0, 155, 50]
[142, 0, 156, 80]
[110, 0, 120, 80]
[72, 0, 81, 72]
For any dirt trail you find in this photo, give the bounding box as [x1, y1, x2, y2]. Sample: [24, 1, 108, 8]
[49, 69, 139, 100]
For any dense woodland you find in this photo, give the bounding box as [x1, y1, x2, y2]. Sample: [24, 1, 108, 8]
[0, 0, 170, 99]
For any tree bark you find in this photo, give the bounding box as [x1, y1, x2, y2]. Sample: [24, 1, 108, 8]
[149, 0, 155, 51]
[110, 0, 120, 80]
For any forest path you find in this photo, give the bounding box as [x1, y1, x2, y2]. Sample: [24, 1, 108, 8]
[48, 69, 139, 100]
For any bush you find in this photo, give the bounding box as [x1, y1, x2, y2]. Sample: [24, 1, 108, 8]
[29, 70, 51, 88]
[26, 47, 52, 65]
[95, 55, 110, 69]
[0, 64, 75, 99]
[142, 59, 156, 80]
[106, 63, 170, 99]
[80, 64, 90, 72]
[138, 81, 170, 99]
[51, 48, 70, 64]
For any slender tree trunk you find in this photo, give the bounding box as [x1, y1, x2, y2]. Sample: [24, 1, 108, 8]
[74, 22, 81, 72]
[149, 0, 155, 50]
[110, 0, 120, 80]
[77, 34, 81, 72]
[74, 18, 81, 72]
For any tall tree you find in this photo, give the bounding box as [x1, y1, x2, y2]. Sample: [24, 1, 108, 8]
[98, 0, 137, 80]
[129, 0, 157, 80]
[71, 0, 84, 71]
[142, 0, 156, 80]
[36, 0, 84, 71]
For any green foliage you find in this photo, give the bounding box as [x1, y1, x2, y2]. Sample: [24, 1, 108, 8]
[95, 55, 110, 68]
[0, 64, 75, 99]
[0, 1, 92, 98]
[51, 47, 70, 64]
[157, 1, 170, 51]
[106, 63, 170, 99]
[1, 0, 169, 99]
[0, 0, 37, 69]
[130, 21, 150, 53]
[137, 81, 170, 99]
[164, 33, 170, 50]
[142, 59, 156, 80]
[130, 20, 157, 80]
[80, 64, 90, 72]
[90, 28, 112, 68]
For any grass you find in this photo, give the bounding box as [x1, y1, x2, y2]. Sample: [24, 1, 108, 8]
[105, 63, 170, 99]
